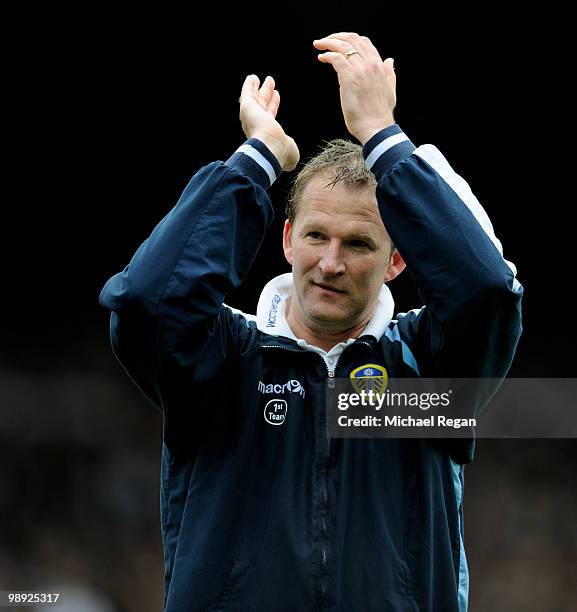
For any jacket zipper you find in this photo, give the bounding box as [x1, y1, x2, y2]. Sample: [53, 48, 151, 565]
[320, 341, 373, 603]
[320, 363, 332, 604]
[262, 340, 372, 607]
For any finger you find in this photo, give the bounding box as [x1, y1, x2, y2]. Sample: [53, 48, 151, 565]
[319, 31, 359, 41]
[240, 74, 260, 103]
[267, 89, 280, 117]
[316, 33, 381, 62]
[313, 37, 361, 61]
[258, 75, 275, 108]
[317, 51, 351, 73]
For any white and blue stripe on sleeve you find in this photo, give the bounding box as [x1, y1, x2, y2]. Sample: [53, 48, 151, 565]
[362, 124, 416, 178]
[225, 138, 283, 189]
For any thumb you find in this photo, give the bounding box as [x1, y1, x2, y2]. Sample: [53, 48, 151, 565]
[383, 57, 396, 87]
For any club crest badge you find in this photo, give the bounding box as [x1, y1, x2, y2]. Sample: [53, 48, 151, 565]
[349, 364, 388, 394]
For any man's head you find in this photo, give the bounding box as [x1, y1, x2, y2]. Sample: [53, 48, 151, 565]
[283, 139, 405, 336]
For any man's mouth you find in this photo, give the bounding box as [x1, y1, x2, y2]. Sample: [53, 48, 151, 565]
[313, 281, 346, 294]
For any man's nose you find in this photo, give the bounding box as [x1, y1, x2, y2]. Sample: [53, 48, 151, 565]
[319, 240, 345, 276]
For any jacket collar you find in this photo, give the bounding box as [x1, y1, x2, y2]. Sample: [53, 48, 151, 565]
[256, 272, 395, 346]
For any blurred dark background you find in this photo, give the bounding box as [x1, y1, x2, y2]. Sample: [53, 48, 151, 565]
[1, 6, 575, 611]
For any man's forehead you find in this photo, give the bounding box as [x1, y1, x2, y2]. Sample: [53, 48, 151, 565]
[298, 176, 383, 228]
[299, 210, 379, 233]
[301, 175, 377, 208]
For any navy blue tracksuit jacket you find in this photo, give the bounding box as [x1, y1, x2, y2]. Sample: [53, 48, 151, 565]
[100, 124, 523, 611]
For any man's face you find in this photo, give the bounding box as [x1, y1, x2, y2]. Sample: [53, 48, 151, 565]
[283, 175, 402, 333]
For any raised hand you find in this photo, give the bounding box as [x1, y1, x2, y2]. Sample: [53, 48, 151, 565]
[239, 74, 300, 172]
[313, 33, 396, 144]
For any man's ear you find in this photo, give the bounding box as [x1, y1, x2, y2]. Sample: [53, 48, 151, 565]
[283, 219, 294, 265]
[383, 248, 406, 283]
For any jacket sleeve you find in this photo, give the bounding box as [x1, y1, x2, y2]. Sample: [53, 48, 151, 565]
[99, 139, 281, 412]
[364, 125, 523, 388]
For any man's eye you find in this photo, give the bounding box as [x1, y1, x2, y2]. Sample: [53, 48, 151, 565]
[306, 231, 324, 240]
[348, 240, 369, 248]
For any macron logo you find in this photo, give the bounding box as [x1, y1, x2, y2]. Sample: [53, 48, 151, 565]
[258, 379, 306, 399]
[266, 294, 282, 328]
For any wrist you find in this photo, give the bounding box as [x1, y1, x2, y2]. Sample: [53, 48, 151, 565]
[356, 117, 396, 145]
[251, 131, 288, 168]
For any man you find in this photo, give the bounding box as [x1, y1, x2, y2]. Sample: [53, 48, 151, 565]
[100, 33, 522, 611]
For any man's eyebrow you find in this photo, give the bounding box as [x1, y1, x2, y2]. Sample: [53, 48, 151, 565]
[299, 222, 326, 235]
[300, 223, 377, 245]
[346, 232, 376, 243]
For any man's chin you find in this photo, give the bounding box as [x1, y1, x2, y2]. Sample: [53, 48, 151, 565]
[306, 306, 350, 328]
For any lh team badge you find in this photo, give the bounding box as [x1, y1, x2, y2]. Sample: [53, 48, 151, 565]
[264, 399, 288, 426]
[349, 364, 388, 394]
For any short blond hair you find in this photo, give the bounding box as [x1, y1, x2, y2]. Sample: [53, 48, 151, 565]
[286, 139, 377, 223]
